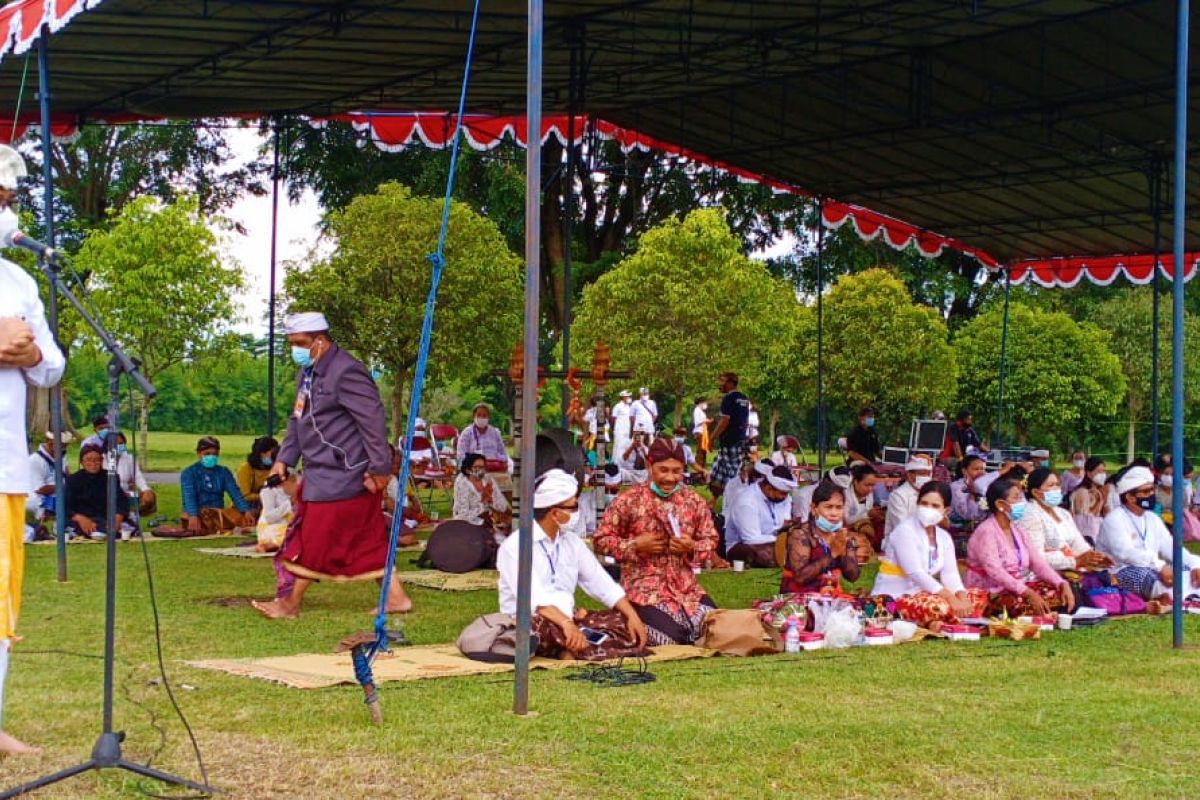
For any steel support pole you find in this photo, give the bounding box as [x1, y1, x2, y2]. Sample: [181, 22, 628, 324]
[1151, 163, 1162, 457]
[267, 121, 281, 436]
[561, 48, 577, 429]
[37, 31, 67, 582]
[993, 271, 1011, 449]
[1170, 0, 1189, 649]
[815, 200, 826, 473]
[513, 0, 543, 715]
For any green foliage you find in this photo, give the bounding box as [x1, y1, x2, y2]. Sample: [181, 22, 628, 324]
[75, 195, 244, 381]
[284, 182, 523, 436]
[822, 268, 958, 433]
[953, 302, 1126, 446]
[572, 209, 796, 425]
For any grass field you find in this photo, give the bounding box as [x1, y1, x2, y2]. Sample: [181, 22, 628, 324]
[3, 535, 1200, 799]
[133, 431, 261, 473]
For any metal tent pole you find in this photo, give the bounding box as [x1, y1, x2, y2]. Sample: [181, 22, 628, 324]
[993, 271, 1011, 449]
[267, 120, 281, 436]
[513, 0, 543, 715]
[1151, 161, 1162, 458]
[1170, 0, 1189, 649]
[815, 199, 826, 473]
[561, 46, 577, 429]
[37, 31, 67, 582]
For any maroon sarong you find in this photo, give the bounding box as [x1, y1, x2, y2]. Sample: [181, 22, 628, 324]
[279, 485, 389, 582]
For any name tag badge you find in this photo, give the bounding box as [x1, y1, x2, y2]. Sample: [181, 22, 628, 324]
[292, 390, 307, 419]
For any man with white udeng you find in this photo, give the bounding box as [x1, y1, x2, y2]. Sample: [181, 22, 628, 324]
[0, 144, 66, 755]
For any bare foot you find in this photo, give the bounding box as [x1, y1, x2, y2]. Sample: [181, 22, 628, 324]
[0, 731, 40, 756]
[370, 598, 414, 615]
[251, 599, 298, 619]
[557, 651, 576, 661]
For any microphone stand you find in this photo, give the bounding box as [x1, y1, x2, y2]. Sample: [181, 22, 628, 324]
[2, 255, 216, 798]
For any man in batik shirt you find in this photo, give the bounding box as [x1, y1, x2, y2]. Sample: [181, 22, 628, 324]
[593, 438, 719, 645]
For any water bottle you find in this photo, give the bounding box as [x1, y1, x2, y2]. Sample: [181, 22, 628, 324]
[784, 614, 801, 654]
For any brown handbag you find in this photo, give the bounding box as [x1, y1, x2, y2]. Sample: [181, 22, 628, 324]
[697, 609, 781, 656]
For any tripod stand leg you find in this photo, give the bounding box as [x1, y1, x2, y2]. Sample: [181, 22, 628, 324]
[0, 759, 97, 799]
[116, 760, 217, 795]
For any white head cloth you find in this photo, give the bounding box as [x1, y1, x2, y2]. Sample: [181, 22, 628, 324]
[45, 430, 75, 442]
[905, 456, 933, 472]
[830, 471, 853, 490]
[765, 467, 798, 492]
[1116, 466, 1155, 497]
[0, 145, 27, 191]
[534, 468, 578, 508]
[619, 390, 633, 398]
[284, 312, 330, 335]
[754, 459, 776, 477]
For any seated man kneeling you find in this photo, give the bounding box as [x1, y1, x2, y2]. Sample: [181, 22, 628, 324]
[594, 438, 721, 645]
[65, 444, 129, 539]
[180, 436, 255, 535]
[496, 469, 648, 661]
[725, 463, 796, 567]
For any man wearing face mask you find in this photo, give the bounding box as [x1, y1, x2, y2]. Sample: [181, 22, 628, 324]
[496, 469, 647, 659]
[255, 312, 411, 619]
[632, 387, 658, 437]
[594, 438, 720, 645]
[726, 464, 797, 568]
[114, 432, 156, 518]
[884, 455, 933, 541]
[180, 436, 254, 535]
[456, 403, 511, 486]
[671, 426, 707, 483]
[0, 143, 66, 755]
[846, 405, 881, 465]
[1098, 465, 1200, 603]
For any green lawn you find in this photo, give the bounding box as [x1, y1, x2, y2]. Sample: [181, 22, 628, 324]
[133, 431, 260, 473]
[4, 537, 1200, 799]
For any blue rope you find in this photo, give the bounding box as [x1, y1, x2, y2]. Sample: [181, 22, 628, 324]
[369, 0, 483, 661]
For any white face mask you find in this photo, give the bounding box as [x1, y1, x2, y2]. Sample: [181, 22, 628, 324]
[474, 416, 489, 428]
[913, 475, 932, 489]
[0, 207, 17, 244]
[916, 505, 943, 528]
[673, 436, 685, 444]
[1073, 459, 1086, 469]
[559, 509, 581, 534]
[1160, 474, 1174, 488]
[1093, 472, 1107, 486]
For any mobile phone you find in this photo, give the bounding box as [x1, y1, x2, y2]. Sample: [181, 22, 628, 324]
[580, 626, 609, 646]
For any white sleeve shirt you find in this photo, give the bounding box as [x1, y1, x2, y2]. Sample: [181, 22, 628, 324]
[497, 522, 625, 617]
[727, 485, 788, 547]
[692, 406, 708, 433]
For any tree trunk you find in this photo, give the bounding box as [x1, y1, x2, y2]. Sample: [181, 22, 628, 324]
[390, 370, 410, 445]
[769, 408, 780, 450]
[674, 392, 684, 430]
[26, 386, 50, 444]
[1127, 419, 1137, 464]
[138, 395, 151, 471]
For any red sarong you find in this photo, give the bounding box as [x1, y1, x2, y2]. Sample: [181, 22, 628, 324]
[280, 485, 389, 582]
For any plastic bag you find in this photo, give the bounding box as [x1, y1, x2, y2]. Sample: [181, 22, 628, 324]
[888, 619, 918, 643]
[823, 607, 862, 649]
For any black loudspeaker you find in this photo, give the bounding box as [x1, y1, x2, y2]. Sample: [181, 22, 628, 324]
[534, 427, 587, 483]
[909, 419, 947, 452]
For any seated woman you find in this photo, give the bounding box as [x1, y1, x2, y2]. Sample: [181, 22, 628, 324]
[1068, 456, 1114, 541]
[780, 482, 862, 595]
[1155, 458, 1200, 542]
[843, 463, 880, 556]
[236, 436, 278, 515]
[872, 481, 985, 628]
[453, 453, 510, 535]
[65, 444, 130, 540]
[965, 478, 1075, 617]
[1021, 467, 1113, 575]
[1097, 465, 1200, 602]
[949, 454, 988, 528]
[1060, 449, 1088, 497]
[497, 470, 648, 660]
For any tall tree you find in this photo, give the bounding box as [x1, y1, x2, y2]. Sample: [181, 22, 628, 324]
[283, 182, 523, 438]
[277, 119, 809, 345]
[571, 208, 796, 426]
[1091, 290, 1200, 460]
[821, 268, 959, 444]
[953, 302, 1126, 448]
[74, 195, 245, 466]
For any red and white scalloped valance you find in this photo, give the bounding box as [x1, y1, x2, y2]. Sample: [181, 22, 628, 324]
[1008, 253, 1200, 288]
[0, 0, 101, 61]
[820, 200, 1001, 269]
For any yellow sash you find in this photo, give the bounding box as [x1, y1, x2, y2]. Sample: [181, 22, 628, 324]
[877, 558, 906, 577]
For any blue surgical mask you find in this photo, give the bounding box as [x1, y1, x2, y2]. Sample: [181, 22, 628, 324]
[1042, 489, 1063, 507]
[1040, 459, 1050, 468]
[1007, 500, 1027, 521]
[291, 345, 313, 367]
[865, 417, 876, 428]
[815, 515, 843, 533]
[116, 444, 127, 455]
[201, 454, 219, 468]
[262, 456, 273, 467]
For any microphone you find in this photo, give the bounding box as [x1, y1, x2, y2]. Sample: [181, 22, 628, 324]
[4, 230, 61, 263]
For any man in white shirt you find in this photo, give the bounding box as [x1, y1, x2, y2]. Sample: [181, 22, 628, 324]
[1097, 465, 1200, 602]
[884, 455, 933, 542]
[610, 390, 634, 460]
[632, 387, 657, 436]
[27, 431, 72, 524]
[0, 143, 67, 756]
[114, 433, 156, 516]
[726, 464, 796, 567]
[496, 469, 646, 658]
[746, 402, 760, 444]
[81, 415, 110, 450]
